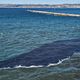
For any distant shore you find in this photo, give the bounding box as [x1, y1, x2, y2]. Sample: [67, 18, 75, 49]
[0, 4, 80, 8]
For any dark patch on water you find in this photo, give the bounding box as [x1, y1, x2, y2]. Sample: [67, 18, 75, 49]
[0, 38, 80, 68]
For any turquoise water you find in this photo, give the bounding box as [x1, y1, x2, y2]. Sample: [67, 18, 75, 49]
[0, 8, 80, 80]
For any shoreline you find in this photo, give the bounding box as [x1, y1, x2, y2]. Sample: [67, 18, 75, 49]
[0, 4, 80, 8]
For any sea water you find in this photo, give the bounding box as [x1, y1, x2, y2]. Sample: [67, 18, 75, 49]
[0, 8, 80, 80]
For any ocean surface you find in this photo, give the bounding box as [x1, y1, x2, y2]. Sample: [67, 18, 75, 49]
[0, 8, 80, 80]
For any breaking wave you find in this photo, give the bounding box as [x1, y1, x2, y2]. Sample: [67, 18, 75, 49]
[0, 38, 80, 69]
[0, 57, 70, 69]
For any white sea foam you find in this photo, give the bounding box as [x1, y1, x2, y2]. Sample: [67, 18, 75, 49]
[0, 65, 43, 70]
[47, 57, 70, 67]
[14, 65, 43, 68]
[0, 57, 70, 69]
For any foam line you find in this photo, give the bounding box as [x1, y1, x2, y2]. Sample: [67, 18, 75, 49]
[0, 57, 70, 69]
[0, 38, 80, 68]
[27, 10, 80, 17]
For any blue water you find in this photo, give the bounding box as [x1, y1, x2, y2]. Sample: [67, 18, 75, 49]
[0, 8, 80, 61]
[0, 8, 80, 80]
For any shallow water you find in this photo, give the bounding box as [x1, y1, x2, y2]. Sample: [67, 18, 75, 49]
[0, 55, 80, 80]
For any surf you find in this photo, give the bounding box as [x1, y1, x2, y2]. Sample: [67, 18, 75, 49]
[0, 38, 80, 68]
